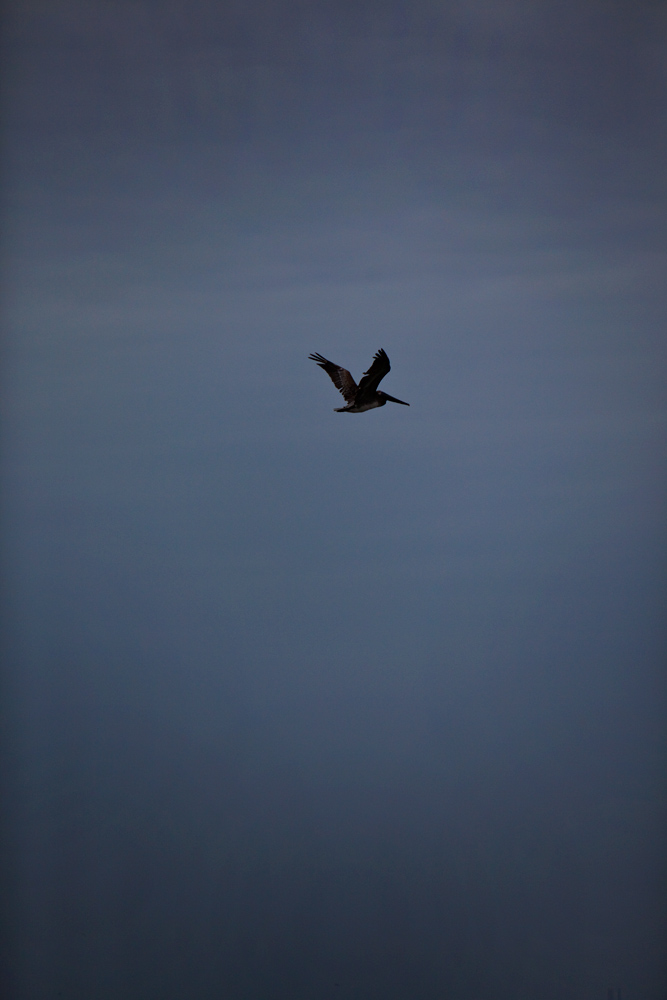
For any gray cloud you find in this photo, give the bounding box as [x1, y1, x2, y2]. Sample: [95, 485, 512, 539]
[3, 3, 666, 999]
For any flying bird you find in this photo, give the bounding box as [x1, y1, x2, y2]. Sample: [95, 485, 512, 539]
[309, 348, 409, 413]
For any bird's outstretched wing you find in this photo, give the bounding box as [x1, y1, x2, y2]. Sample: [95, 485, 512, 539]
[309, 353, 358, 403]
[357, 348, 390, 395]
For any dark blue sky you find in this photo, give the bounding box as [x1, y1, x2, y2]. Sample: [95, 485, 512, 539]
[2, 2, 666, 998]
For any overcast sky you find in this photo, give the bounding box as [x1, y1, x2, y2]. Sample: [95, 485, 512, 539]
[2, 2, 666, 999]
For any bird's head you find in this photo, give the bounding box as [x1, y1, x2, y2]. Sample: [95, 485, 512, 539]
[378, 391, 410, 406]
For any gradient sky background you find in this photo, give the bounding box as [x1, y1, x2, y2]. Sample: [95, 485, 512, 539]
[2, 2, 666, 998]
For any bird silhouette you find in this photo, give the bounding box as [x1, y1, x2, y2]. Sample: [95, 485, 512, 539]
[309, 348, 409, 412]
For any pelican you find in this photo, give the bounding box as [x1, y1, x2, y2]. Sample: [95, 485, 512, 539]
[309, 348, 409, 413]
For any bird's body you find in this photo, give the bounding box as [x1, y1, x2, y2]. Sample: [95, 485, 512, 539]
[309, 348, 409, 412]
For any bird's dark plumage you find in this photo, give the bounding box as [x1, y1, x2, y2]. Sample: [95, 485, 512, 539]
[309, 349, 409, 412]
[308, 353, 358, 404]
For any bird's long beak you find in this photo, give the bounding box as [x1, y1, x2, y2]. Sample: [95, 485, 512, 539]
[383, 394, 410, 406]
